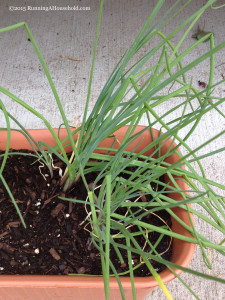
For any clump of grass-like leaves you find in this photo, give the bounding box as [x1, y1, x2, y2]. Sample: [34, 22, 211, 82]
[1, 0, 225, 299]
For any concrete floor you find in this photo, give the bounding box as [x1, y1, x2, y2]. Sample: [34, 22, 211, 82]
[0, 0, 225, 299]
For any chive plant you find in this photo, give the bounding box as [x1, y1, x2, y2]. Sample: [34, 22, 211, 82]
[1, 0, 225, 299]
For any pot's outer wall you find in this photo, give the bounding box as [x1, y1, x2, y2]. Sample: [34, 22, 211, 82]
[0, 126, 196, 300]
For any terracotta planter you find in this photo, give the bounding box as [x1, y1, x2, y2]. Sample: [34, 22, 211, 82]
[0, 126, 195, 300]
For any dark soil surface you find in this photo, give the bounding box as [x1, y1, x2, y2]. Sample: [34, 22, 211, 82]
[0, 151, 172, 276]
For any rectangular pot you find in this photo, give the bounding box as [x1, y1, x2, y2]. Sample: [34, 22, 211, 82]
[0, 126, 196, 300]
